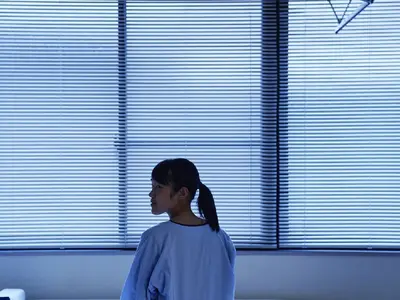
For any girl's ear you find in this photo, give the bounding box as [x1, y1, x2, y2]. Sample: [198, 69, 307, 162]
[179, 186, 190, 199]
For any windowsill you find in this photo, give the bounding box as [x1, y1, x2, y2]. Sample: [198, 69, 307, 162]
[1, 248, 400, 257]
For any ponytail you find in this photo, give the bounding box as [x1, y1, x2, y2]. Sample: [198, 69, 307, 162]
[197, 182, 220, 232]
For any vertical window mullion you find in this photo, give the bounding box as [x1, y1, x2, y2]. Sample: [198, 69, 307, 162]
[117, 0, 128, 247]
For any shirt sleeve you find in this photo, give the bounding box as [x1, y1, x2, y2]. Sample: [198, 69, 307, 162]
[225, 233, 236, 270]
[120, 230, 160, 300]
[222, 232, 236, 299]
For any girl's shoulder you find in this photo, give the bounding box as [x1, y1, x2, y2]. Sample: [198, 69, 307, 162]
[140, 221, 173, 240]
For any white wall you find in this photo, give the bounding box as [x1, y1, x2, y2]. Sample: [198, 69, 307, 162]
[0, 251, 399, 300]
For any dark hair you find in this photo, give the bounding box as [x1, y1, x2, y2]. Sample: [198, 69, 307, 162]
[151, 158, 220, 232]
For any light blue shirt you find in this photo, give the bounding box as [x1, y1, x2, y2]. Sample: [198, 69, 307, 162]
[120, 220, 236, 300]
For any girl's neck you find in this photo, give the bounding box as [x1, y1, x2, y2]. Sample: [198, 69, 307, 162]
[169, 210, 205, 225]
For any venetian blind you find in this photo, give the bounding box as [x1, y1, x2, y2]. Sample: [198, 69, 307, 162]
[281, 0, 400, 249]
[0, 0, 278, 249]
[124, 0, 277, 249]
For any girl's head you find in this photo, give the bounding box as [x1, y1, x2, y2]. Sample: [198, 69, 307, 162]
[149, 158, 220, 232]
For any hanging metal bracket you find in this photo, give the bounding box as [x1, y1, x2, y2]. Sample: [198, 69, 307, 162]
[327, 0, 374, 34]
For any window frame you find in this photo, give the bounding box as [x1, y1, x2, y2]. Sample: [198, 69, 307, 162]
[10, 0, 397, 253]
[79, 0, 400, 253]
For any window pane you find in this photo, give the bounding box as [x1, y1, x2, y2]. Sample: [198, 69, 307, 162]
[0, 0, 120, 249]
[283, 0, 400, 248]
[126, 1, 274, 248]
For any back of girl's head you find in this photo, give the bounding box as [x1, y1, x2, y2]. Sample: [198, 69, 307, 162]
[151, 158, 220, 232]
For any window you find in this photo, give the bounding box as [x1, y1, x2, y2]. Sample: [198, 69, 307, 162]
[282, 0, 400, 249]
[0, 1, 121, 248]
[0, 0, 274, 250]
[3, 0, 398, 252]
[124, 1, 274, 248]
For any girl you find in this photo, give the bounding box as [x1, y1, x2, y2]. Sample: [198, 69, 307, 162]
[120, 158, 236, 300]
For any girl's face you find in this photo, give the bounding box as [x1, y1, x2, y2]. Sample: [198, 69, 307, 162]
[149, 179, 178, 215]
